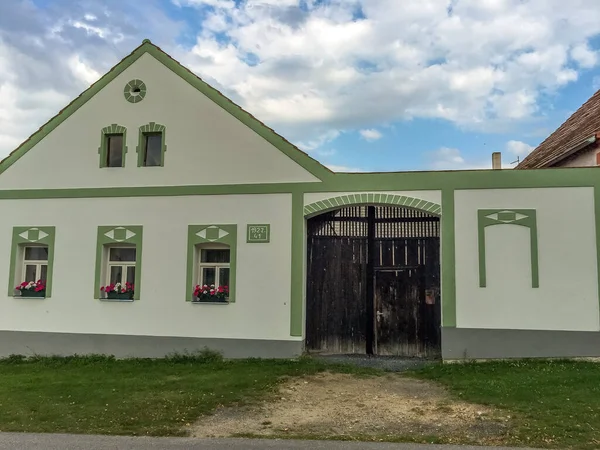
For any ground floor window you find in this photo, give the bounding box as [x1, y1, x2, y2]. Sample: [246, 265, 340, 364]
[8, 227, 56, 298]
[186, 224, 237, 303]
[108, 247, 136, 285]
[23, 246, 49, 283]
[198, 246, 230, 288]
[95, 226, 143, 301]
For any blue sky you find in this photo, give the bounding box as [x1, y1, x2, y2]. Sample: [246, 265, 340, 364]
[1, 0, 600, 172]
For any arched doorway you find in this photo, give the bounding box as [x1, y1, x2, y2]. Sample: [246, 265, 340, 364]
[305, 202, 441, 357]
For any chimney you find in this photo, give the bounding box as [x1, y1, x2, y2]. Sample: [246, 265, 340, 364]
[492, 152, 502, 170]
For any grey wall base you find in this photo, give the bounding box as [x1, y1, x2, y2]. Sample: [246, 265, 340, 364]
[443, 327, 600, 360]
[0, 331, 303, 359]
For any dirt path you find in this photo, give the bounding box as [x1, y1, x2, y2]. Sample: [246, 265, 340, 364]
[192, 373, 511, 443]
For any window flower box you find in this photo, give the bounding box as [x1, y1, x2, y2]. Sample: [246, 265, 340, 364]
[101, 282, 134, 301]
[16, 280, 46, 298]
[192, 284, 229, 303]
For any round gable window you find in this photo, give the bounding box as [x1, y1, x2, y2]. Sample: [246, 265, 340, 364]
[124, 79, 147, 103]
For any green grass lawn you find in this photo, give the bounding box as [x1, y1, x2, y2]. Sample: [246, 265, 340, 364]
[1, 352, 599, 448]
[0, 352, 376, 437]
[411, 359, 600, 449]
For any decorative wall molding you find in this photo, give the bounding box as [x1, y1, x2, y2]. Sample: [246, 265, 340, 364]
[304, 193, 441, 217]
[478, 209, 539, 288]
[247, 224, 270, 243]
[123, 79, 147, 103]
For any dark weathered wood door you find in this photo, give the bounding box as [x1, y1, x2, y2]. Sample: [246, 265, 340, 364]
[306, 206, 441, 357]
[305, 236, 367, 354]
[374, 268, 440, 357]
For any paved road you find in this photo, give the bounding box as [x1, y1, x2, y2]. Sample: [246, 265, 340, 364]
[0, 433, 537, 450]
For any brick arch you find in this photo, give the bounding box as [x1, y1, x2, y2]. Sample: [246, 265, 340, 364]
[303, 193, 442, 218]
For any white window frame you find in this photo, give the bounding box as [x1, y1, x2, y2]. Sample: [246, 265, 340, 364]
[197, 244, 230, 288]
[106, 246, 136, 286]
[22, 245, 48, 282]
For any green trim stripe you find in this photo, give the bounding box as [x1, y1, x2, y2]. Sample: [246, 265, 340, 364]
[595, 186, 600, 319]
[304, 194, 441, 217]
[290, 192, 304, 336]
[441, 189, 456, 327]
[8, 227, 56, 298]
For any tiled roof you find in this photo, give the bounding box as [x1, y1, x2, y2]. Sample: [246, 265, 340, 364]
[516, 89, 600, 169]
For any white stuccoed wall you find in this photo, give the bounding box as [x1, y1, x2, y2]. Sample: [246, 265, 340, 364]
[0, 52, 320, 189]
[454, 187, 599, 332]
[0, 194, 296, 341]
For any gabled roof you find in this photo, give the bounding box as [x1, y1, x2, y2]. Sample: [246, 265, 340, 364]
[0, 40, 333, 181]
[517, 89, 600, 169]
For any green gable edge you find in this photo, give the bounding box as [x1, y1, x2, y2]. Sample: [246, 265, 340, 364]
[0, 40, 333, 181]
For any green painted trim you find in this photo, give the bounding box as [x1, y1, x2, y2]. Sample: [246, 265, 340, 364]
[8, 227, 56, 298]
[136, 122, 167, 167]
[123, 79, 147, 104]
[595, 186, 600, 324]
[441, 190, 456, 327]
[98, 124, 127, 168]
[3, 166, 600, 201]
[246, 224, 270, 243]
[304, 193, 441, 217]
[478, 209, 539, 288]
[94, 226, 143, 300]
[290, 192, 304, 336]
[0, 40, 331, 181]
[186, 225, 237, 302]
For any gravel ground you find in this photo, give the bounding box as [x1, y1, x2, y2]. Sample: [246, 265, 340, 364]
[313, 354, 438, 372]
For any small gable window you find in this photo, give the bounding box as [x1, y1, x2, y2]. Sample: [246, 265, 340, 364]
[99, 124, 127, 168]
[143, 133, 163, 166]
[106, 135, 124, 167]
[137, 122, 167, 167]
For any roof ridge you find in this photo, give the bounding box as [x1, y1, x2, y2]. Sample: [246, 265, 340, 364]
[517, 88, 600, 169]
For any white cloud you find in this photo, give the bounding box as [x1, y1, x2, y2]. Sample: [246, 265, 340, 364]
[172, 0, 600, 147]
[68, 55, 101, 85]
[1, 0, 600, 160]
[571, 43, 598, 69]
[429, 147, 468, 170]
[506, 140, 535, 157]
[428, 146, 518, 170]
[359, 129, 383, 142]
[296, 129, 341, 153]
[325, 164, 363, 173]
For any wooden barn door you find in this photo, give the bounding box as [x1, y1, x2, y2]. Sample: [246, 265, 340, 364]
[374, 268, 439, 356]
[306, 205, 441, 357]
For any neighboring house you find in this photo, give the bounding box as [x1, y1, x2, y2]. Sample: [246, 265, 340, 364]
[517, 89, 600, 169]
[1, 40, 600, 361]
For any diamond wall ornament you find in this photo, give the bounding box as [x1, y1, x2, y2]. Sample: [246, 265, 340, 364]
[104, 227, 136, 242]
[18, 228, 49, 242]
[196, 226, 229, 242]
[485, 211, 528, 224]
